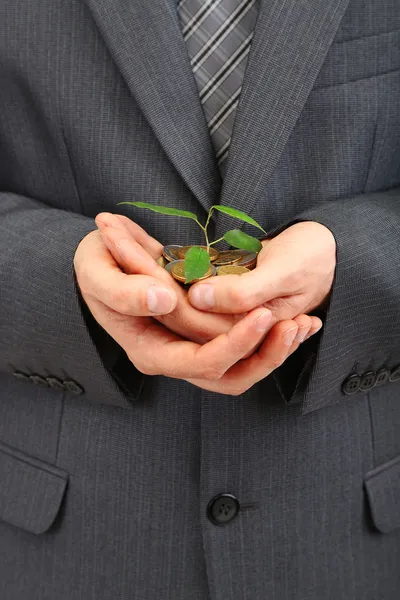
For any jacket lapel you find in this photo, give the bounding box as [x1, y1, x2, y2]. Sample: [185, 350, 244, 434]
[84, 0, 221, 214]
[215, 0, 350, 238]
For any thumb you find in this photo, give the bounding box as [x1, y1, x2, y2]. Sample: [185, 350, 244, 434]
[188, 263, 284, 314]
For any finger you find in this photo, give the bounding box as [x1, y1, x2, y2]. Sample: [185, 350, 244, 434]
[116, 214, 164, 259]
[281, 315, 322, 360]
[96, 212, 164, 259]
[205, 314, 321, 394]
[240, 313, 316, 361]
[188, 265, 284, 314]
[303, 316, 323, 341]
[127, 307, 273, 379]
[186, 318, 300, 393]
[292, 314, 313, 344]
[77, 234, 177, 317]
[98, 224, 171, 282]
[95, 272, 177, 317]
[274, 314, 322, 356]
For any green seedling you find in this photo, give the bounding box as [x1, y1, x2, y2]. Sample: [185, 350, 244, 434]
[116, 201, 267, 283]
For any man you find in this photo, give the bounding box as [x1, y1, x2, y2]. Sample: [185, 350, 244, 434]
[0, 0, 399, 598]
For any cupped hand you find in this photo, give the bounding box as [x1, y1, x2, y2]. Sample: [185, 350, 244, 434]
[95, 213, 245, 344]
[188, 220, 336, 330]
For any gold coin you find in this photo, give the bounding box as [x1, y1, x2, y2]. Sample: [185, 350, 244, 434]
[217, 265, 250, 276]
[214, 250, 243, 266]
[178, 245, 219, 262]
[165, 260, 216, 284]
[163, 245, 183, 262]
[156, 255, 167, 268]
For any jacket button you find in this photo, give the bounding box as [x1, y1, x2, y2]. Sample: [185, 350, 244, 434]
[374, 368, 391, 387]
[359, 371, 376, 391]
[342, 374, 361, 395]
[13, 371, 30, 382]
[63, 379, 84, 395]
[29, 374, 49, 387]
[46, 376, 66, 391]
[389, 365, 400, 382]
[207, 493, 240, 525]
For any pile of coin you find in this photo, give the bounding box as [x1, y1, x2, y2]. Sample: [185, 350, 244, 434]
[157, 245, 257, 284]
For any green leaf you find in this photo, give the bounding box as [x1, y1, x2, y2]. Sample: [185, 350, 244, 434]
[117, 202, 199, 223]
[211, 205, 267, 234]
[184, 246, 211, 284]
[223, 229, 263, 253]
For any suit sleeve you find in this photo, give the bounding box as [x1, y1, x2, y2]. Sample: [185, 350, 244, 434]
[0, 192, 143, 408]
[269, 187, 400, 415]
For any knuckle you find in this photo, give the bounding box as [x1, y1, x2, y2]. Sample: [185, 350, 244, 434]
[228, 286, 251, 311]
[269, 356, 285, 370]
[229, 388, 244, 397]
[133, 361, 159, 376]
[109, 286, 135, 314]
[265, 296, 291, 312]
[199, 365, 224, 381]
[226, 384, 247, 396]
[230, 337, 249, 355]
[75, 264, 92, 297]
[285, 269, 303, 291]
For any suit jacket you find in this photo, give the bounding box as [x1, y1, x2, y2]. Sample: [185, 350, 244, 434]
[0, 0, 400, 598]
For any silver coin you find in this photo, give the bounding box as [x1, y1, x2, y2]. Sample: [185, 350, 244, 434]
[236, 251, 257, 268]
[163, 245, 183, 262]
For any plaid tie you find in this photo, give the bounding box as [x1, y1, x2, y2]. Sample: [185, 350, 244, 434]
[177, 0, 260, 176]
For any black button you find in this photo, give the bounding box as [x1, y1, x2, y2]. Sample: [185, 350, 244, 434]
[374, 368, 391, 387]
[342, 374, 361, 396]
[29, 374, 49, 387]
[389, 365, 400, 383]
[359, 371, 377, 391]
[207, 493, 240, 525]
[46, 376, 66, 391]
[63, 379, 84, 396]
[13, 371, 30, 382]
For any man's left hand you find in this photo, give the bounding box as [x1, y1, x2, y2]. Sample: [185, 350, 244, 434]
[189, 221, 336, 329]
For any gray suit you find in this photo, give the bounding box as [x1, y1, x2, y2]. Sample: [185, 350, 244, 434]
[0, 0, 400, 597]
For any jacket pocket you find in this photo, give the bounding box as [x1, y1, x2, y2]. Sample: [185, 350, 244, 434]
[0, 441, 68, 535]
[364, 453, 400, 534]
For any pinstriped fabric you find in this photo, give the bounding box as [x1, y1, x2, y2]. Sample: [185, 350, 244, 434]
[177, 0, 260, 174]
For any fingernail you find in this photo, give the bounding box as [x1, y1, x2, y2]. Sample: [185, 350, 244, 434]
[190, 284, 215, 309]
[96, 220, 106, 231]
[307, 323, 323, 339]
[296, 326, 310, 343]
[147, 285, 175, 314]
[284, 326, 298, 346]
[254, 310, 272, 331]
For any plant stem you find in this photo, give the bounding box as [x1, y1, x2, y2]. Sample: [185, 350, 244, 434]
[203, 207, 215, 253]
[195, 220, 210, 253]
[209, 236, 224, 246]
[204, 229, 210, 253]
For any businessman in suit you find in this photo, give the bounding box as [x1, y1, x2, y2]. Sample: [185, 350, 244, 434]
[1, 0, 400, 598]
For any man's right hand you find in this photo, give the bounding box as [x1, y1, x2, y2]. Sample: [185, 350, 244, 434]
[73, 228, 322, 395]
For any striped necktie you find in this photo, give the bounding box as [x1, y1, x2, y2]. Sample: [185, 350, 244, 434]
[177, 0, 260, 176]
